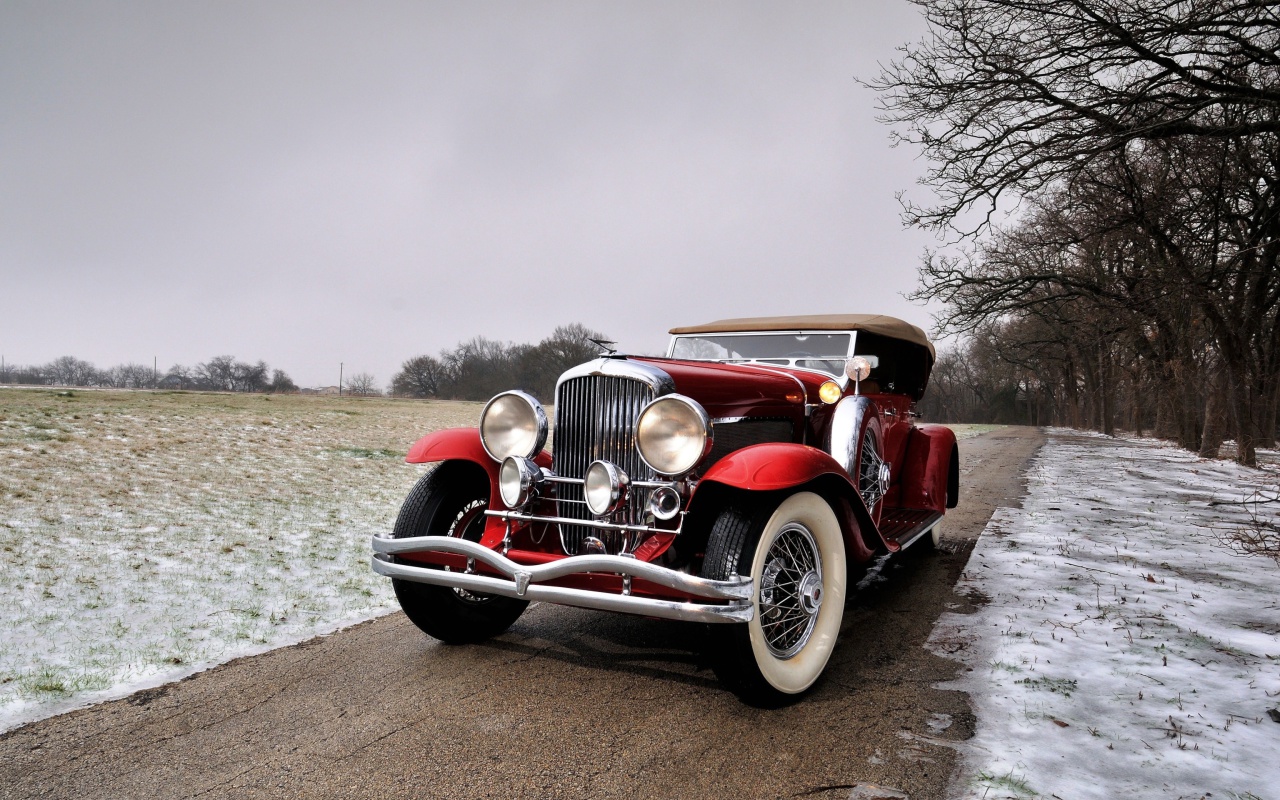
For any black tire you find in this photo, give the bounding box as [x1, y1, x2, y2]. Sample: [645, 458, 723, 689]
[391, 462, 528, 644]
[701, 492, 847, 707]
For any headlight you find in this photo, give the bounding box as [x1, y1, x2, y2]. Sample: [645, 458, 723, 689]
[479, 390, 548, 461]
[635, 394, 712, 476]
[499, 456, 544, 508]
[584, 460, 629, 516]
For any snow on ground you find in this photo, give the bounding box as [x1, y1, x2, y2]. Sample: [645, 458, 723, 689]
[0, 389, 480, 733]
[931, 429, 1280, 800]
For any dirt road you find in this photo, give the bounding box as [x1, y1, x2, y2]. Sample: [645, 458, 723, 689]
[0, 427, 1042, 800]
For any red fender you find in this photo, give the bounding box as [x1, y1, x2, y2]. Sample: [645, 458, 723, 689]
[403, 427, 552, 544]
[406, 427, 552, 471]
[896, 425, 957, 513]
[696, 443, 892, 559]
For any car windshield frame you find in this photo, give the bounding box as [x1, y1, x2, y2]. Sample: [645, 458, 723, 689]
[666, 331, 856, 380]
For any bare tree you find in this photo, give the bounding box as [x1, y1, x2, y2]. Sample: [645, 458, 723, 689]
[45, 356, 100, 387]
[869, 0, 1280, 232]
[344, 372, 379, 396]
[515, 323, 609, 401]
[103, 363, 158, 389]
[873, 0, 1280, 463]
[391, 355, 448, 398]
[267, 369, 297, 393]
[390, 324, 612, 402]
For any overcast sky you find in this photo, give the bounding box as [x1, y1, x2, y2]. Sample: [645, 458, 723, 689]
[1, 1, 937, 389]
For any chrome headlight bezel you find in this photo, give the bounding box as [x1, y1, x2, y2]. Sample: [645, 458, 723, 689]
[635, 394, 713, 477]
[479, 390, 548, 462]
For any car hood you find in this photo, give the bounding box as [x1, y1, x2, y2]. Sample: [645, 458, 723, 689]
[627, 356, 829, 420]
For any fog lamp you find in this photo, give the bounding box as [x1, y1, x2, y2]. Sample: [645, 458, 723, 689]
[499, 456, 544, 508]
[584, 460, 629, 517]
[818, 380, 842, 404]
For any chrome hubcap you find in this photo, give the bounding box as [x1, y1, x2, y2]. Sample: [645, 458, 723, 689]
[798, 571, 823, 615]
[758, 522, 822, 658]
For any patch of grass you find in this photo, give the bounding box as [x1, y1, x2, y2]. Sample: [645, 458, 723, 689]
[1014, 676, 1078, 696]
[972, 769, 1036, 797]
[331, 447, 403, 459]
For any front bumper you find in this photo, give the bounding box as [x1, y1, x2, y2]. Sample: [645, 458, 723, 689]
[371, 534, 754, 624]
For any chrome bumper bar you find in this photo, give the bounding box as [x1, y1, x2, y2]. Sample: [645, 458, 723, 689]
[370, 535, 754, 624]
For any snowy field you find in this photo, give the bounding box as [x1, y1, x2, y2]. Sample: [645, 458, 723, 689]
[0, 388, 480, 733]
[932, 430, 1280, 800]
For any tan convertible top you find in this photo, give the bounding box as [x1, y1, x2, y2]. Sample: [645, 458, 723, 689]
[669, 314, 935, 359]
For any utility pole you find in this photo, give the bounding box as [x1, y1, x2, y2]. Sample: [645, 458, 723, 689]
[339, 362, 344, 395]
[153, 356, 157, 386]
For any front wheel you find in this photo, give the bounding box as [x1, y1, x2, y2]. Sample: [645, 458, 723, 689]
[391, 462, 528, 644]
[701, 492, 847, 706]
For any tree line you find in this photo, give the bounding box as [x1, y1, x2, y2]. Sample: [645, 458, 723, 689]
[0, 355, 297, 393]
[1, 323, 608, 402]
[390, 323, 608, 402]
[872, 0, 1279, 465]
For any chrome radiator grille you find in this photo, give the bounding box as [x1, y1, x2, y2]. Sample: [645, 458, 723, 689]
[553, 374, 657, 554]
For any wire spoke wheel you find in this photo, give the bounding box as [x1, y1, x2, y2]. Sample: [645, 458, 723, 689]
[857, 430, 888, 511]
[701, 491, 847, 706]
[758, 523, 822, 658]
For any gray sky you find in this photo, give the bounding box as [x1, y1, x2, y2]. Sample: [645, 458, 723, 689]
[1, 1, 936, 389]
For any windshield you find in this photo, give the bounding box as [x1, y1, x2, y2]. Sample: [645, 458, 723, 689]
[668, 332, 853, 377]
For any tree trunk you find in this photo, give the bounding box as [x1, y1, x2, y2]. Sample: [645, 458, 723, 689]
[1199, 373, 1226, 459]
[1226, 367, 1259, 467]
[1098, 342, 1115, 437]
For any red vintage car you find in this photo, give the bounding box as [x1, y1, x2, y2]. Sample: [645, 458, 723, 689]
[372, 314, 957, 705]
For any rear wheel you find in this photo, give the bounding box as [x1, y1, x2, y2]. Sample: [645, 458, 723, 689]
[391, 463, 528, 643]
[701, 492, 847, 706]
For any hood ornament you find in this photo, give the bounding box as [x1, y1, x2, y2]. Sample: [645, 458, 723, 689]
[588, 337, 618, 356]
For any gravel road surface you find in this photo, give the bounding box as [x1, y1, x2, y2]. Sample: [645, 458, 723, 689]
[0, 427, 1043, 800]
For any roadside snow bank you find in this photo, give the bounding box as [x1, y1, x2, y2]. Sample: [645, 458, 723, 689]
[931, 430, 1280, 799]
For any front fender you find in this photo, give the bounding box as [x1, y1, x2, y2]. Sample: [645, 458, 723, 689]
[403, 428, 551, 545]
[700, 442, 847, 490]
[406, 427, 552, 472]
[696, 443, 891, 558]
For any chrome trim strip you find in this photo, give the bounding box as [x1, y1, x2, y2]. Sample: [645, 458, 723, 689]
[484, 509, 678, 536]
[666, 328, 857, 358]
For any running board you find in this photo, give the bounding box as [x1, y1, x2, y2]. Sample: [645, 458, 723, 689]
[878, 509, 943, 549]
